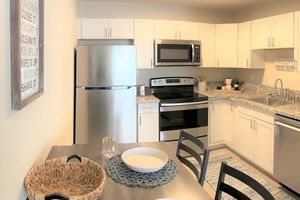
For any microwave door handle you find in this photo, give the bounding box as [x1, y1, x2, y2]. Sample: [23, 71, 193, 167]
[191, 43, 195, 63]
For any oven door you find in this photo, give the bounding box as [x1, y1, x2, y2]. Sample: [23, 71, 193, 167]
[155, 40, 194, 66]
[160, 101, 208, 134]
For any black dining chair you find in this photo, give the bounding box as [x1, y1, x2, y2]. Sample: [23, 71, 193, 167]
[215, 161, 275, 200]
[176, 130, 210, 186]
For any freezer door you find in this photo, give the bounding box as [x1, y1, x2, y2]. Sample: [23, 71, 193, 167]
[76, 45, 136, 87]
[75, 87, 137, 144]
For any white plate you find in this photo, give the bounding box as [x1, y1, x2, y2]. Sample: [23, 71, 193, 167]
[121, 147, 169, 173]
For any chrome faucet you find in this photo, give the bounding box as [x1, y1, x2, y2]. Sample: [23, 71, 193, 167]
[274, 78, 283, 97]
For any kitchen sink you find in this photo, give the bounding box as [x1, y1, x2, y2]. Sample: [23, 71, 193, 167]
[249, 96, 290, 106]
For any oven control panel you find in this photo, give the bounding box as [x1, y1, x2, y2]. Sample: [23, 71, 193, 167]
[150, 77, 194, 87]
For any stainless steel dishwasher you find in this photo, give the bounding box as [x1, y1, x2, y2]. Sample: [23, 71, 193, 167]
[274, 114, 300, 194]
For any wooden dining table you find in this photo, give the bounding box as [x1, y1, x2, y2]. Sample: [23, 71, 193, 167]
[47, 142, 212, 200]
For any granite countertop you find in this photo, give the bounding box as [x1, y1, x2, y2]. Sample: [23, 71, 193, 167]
[137, 95, 159, 104]
[200, 90, 300, 121]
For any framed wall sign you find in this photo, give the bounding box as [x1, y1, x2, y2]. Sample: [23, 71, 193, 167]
[11, 0, 44, 110]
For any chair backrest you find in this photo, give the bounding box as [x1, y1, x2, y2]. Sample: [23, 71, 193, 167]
[176, 130, 209, 186]
[215, 161, 275, 200]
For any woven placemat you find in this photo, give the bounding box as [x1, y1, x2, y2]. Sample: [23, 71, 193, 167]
[105, 155, 177, 188]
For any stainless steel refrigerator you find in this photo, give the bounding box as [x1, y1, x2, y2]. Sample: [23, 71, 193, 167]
[75, 45, 137, 144]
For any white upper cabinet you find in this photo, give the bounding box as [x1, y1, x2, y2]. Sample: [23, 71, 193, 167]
[238, 22, 251, 68]
[216, 24, 238, 68]
[134, 19, 154, 69]
[81, 18, 134, 39]
[108, 19, 134, 39]
[177, 21, 199, 40]
[251, 13, 294, 49]
[251, 17, 272, 49]
[82, 18, 108, 39]
[272, 13, 294, 48]
[154, 20, 199, 40]
[154, 20, 178, 40]
[294, 11, 300, 71]
[77, 18, 82, 39]
[199, 23, 216, 67]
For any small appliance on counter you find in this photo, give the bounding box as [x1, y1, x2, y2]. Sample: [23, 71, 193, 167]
[225, 79, 232, 90]
[197, 75, 207, 92]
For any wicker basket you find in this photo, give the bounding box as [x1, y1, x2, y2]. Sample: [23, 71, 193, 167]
[25, 155, 106, 200]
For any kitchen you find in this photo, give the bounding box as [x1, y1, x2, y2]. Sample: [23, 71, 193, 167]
[1, 0, 300, 199]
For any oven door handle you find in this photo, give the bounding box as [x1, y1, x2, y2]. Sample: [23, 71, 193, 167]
[161, 101, 208, 107]
[160, 101, 208, 112]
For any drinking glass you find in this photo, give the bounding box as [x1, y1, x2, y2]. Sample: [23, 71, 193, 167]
[102, 136, 116, 158]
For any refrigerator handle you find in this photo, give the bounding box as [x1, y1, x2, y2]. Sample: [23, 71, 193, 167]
[77, 86, 134, 90]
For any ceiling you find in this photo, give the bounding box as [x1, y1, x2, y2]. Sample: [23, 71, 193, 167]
[80, 0, 285, 11]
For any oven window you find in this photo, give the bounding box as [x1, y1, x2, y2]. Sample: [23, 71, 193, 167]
[160, 108, 208, 131]
[157, 44, 192, 62]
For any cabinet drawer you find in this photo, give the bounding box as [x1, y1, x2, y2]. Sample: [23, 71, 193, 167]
[236, 104, 274, 124]
[138, 103, 159, 114]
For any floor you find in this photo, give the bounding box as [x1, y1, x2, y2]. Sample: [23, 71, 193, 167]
[186, 148, 299, 199]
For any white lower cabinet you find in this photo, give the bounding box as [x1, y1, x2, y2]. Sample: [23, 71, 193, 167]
[138, 103, 159, 143]
[209, 101, 274, 174]
[235, 105, 274, 174]
[254, 118, 274, 174]
[235, 111, 255, 161]
[209, 100, 225, 145]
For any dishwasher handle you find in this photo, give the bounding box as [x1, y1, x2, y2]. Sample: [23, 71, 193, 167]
[275, 121, 300, 133]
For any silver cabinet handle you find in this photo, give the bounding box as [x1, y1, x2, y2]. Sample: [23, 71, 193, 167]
[275, 121, 300, 132]
[272, 37, 275, 47]
[254, 120, 257, 130]
[179, 29, 182, 39]
[104, 28, 108, 38]
[250, 118, 253, 129]
[268, 38, 271, 47]
[139, 116, 142, 126]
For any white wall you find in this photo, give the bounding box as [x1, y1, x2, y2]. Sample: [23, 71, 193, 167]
[77, 1, 234, 23]
[0, 0, 77, 199]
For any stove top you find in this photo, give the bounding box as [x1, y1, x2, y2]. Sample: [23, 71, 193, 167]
[150, 77, 208, 104]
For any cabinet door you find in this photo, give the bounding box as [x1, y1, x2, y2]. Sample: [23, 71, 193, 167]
[238, 22, 251, 68]
[254, 119, 274, 174]
[108, 19, 134, 39]
[134, 19, 154, 69]
[77, 18, 82, 39]
[154, 20, 178, 39]
[295, 12, 300, 71]
[209, 101, 225, 145]
[138, 113, 159, 142]
[199, 23, 216, 67]
[272, 13, 294, 48]
[223, 101, 235, 147]
[251, 17, 272, 49]
[81, 18, 108, 39]
[216, 24, 238, 67]
[235, 111, 255, 161]
[178, 21, 199, 40]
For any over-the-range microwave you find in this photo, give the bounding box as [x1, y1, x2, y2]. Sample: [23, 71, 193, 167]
[154, 39, 201, 67]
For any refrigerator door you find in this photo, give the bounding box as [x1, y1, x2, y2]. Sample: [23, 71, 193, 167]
[76, 45, 136, 87]
[75, 86, 137, 144]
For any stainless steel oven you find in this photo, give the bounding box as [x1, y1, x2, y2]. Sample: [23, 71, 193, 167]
[150, 77, 208, 155]
[154, 40, 201, 66]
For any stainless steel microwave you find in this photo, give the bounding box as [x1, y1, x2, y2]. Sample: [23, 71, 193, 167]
[154, 40, 201, 67]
